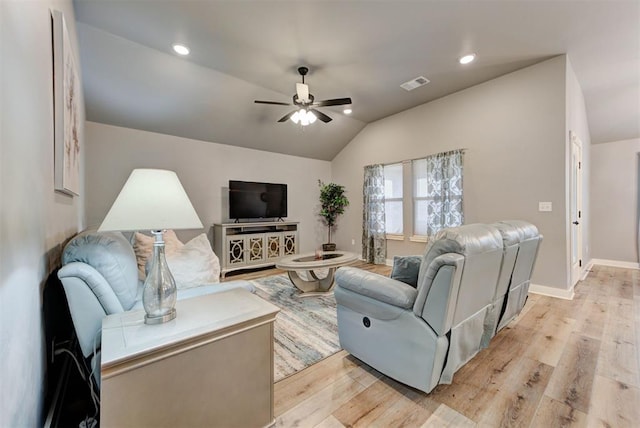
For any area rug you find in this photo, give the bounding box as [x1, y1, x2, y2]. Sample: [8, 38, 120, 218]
[250, 273, 341, 382]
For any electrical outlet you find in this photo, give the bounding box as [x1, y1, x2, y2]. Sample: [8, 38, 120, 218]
[351, 238, 355, 246]
[538, 202, 552, 212]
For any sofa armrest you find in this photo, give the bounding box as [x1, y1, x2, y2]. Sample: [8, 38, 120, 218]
[59, 262, 125, 314]
[58, 262, 126, 358]
[335, 267, 418, 309]
[413, 253, 464, 335]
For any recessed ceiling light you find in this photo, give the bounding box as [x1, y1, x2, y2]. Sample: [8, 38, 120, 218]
[172, 44, 190, 56]
[459, 53, 476, 65]
[343, 108, 352, 115]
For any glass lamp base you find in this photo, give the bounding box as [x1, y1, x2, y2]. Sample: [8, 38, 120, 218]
[144, 308, 177, 325]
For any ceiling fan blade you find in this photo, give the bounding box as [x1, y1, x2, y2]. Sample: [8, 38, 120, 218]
[312, 97, 352, 107]
[310, 109, 332, 123]
[277, 110, 297, 122]
[296, 83, 310, 103]
[255, 100, 291, 106]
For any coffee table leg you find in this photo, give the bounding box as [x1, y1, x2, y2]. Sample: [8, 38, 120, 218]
[287, 268, 337, 296]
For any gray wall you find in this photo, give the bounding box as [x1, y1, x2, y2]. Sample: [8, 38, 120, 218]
[591, 138, 640, 263]
[85, 122, 332, 252]
[0, 1, 85, 425]
[332, 56, 572, 289]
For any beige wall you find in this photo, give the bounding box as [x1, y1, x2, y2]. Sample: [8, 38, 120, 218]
[332, 56, 572, 289]
[591, 138, 640, 263]
[85, 122, 332, 252]
[0, 1, 85, 425]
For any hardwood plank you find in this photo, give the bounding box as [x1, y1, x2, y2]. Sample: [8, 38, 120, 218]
[575, 298, 608, 340]
[544, 333, 600, 413]
[332, 379, 405, 427]
[367, 393, 434, 427]
[597, 298, 639, 387]
[421, 404, 477, 427]
[586, 375, 640, 428]
[530, 395, 587, 427]
[275, 372, 366, 427]
[525, 316, 576, 367]
[274, 350, 361, 415]
[477, 357, 553, 427]
[314, 415, 345, 428]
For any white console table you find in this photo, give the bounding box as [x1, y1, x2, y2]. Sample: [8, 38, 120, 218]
[213, 221, 299, 277]
[100, 288, 279, 428]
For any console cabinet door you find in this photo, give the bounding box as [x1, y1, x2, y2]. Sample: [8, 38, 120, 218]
[226, 236, 246, 266]
[283, 232, 297, 256]
[246, 234, 266, 265]
[265, 233, 282, 261]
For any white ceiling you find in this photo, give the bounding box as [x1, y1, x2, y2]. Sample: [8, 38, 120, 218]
[75, 0, 640, 161]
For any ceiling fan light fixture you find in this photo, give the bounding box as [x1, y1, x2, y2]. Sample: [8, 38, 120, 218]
[290, 109, 316, 126]
[307, 111, 317, 124]
[343, 108, 352, 115]
[172, 43, 190, 56]
[459, 53, 476, 65]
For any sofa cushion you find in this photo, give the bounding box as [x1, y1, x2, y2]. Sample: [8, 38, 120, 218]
[62, 231, 139, 311]
[133, 230, 183, 280]
[146, 233, 221, 289]
[390, 255, 421, 288]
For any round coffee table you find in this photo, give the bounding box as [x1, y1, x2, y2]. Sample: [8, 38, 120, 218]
[276, 251, 358, 296]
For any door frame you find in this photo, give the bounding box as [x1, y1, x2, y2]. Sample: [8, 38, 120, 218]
[570, 131, 583, 286]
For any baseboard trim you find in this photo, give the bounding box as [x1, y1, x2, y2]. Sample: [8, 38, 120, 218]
[588, 258, 640, 270]
[529, 283, 575, 300]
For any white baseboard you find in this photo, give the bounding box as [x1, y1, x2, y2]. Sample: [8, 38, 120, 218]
[588, 258, 640, 270]
[529, 283, 575, 300]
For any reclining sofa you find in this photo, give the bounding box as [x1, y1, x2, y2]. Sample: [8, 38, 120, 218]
[57, 230, 254, 386]
[334, 221, 541, 393]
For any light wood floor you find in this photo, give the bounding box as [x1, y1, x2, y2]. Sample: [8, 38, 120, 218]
[227, 263, 640, 427]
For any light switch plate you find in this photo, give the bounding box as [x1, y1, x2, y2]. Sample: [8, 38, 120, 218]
[539, 202, 552, 212]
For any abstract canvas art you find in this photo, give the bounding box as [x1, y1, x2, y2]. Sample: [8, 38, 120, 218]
[52, 9, 81, 196]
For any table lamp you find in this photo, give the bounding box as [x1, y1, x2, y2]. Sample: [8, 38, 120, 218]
[99, 169, 203, 324]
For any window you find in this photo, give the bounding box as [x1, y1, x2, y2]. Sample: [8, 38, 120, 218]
[366, 150, 463, 243]
[383, 163, 403, 234]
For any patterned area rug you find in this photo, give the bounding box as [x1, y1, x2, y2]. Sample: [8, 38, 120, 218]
[250, 273, 341, 382]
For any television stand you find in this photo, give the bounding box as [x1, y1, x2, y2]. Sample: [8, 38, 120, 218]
[213, 221, 299, 277]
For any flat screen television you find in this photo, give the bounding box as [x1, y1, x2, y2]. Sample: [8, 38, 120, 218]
[229, 180, 287, 220]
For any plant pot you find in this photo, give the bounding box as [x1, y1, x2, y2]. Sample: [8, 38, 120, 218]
[322, 243, 336, 252]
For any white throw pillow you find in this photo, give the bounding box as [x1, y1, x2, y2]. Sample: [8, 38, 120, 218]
[133, 230, 183, 280]
[146, 233, 220, 289]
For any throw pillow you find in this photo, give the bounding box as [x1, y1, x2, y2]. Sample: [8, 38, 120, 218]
[133, 230, 183, 280]
[390, 255, 422, 288]
[146, 233, 221, 289]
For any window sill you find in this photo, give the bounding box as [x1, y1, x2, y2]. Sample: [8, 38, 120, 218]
[386, 234, 404, 241]
[409, 235, 428, 243]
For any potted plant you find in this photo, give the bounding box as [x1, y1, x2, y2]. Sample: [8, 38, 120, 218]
[318, 180, 349, 251]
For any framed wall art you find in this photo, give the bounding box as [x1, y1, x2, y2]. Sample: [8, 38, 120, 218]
[52, 9, 81, 196]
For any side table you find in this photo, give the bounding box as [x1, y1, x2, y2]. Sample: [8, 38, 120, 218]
[100, 288, 279, 428]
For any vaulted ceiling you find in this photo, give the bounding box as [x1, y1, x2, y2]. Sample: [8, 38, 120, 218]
[75, 0, 640, 161]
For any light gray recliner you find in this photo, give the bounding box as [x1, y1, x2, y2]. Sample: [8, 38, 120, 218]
[57, 230, 254, 387]
[335, 223, 505, 393]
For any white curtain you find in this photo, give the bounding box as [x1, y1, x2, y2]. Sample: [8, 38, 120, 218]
[362, 164, 386, 264]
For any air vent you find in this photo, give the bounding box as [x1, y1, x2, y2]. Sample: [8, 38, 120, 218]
[400, 76, 430, 91]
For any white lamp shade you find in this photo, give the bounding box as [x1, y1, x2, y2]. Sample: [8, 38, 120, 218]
[99, 169, 203, 232]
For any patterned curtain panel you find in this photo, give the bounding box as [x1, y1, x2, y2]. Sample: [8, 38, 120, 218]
[422, 149, 464, 237]
[362, 164, 386, 264]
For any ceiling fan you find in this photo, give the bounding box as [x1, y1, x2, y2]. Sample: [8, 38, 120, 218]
[255, 66, 352, 126]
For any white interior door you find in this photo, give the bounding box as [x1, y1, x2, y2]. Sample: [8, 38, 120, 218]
[570, 131, 583, 285]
